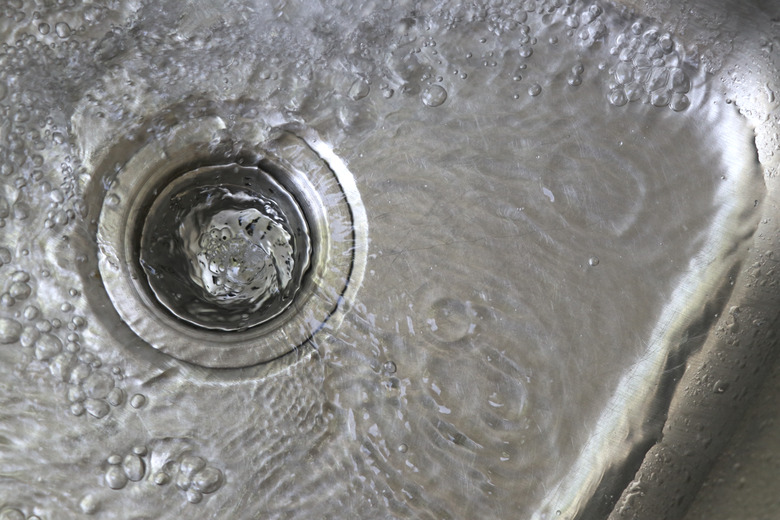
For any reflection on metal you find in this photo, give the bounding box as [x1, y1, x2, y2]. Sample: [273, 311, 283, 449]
[0, 0, 778, 519]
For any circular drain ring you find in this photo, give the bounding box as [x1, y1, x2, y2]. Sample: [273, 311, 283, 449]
[97, 117, 367, 368]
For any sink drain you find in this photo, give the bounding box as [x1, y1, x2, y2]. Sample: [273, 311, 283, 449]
[97, 119, 367, 368]
[139, 163, 310, 332]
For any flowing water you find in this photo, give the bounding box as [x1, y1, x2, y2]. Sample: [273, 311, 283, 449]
[0, 1, 775, 519]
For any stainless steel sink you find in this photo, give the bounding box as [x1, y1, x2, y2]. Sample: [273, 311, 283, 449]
[0, 0, 778, 519]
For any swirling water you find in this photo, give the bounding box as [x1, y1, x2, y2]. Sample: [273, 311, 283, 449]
[0, 1, 766, 519]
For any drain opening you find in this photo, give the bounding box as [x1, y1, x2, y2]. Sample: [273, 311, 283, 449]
[97, 120, 367, 368]
[139, 164, 311, 332]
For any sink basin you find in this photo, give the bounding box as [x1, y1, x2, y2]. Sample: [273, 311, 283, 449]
[0, 0, 778, 519]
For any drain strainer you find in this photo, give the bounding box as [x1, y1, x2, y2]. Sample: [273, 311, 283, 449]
[97, 118, 367, 368]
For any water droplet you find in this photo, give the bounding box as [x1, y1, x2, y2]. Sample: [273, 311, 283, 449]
[123, 453, 146, 481]
[713, 380, 729, 393]
[55, 22, 71, 39]
[84, 398, 110, 418]
[383, 360, 397, 374]
[0, 318, 22, 344]
[105, 194, 120, 206]
[398, 443, 409, 453]
[35, 333, 63, 360]
[23, 305, 39, 320]
[132, 445, 148, 456]
[79, 494, 99, 514]
[0, 247, 11, 266]
[670, 93, 690, 112]
[107, 454, 122, 465]
[650, 89, 671, 107]
[67, 385, 86, 403]
[0, 294, 15, 308]
[38, 23, 50, 35]
[421, 84, 448, 107]
[107, 387, 126, 406]
[588, 256, 600, 267]
[130, 393, 147, 408]
[608, 88, 628, 107]
[192, 466, 223, 494]
[528, 83, 542, 96]
[186, 489, 203, 503]
[348, 78, 370, 101]
[154, 471, 170, 485]
[83, 372, 114, 399]
[105, 465, 128, 489]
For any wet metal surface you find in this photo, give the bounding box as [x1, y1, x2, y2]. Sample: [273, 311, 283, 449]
[0, 0, 778, 519]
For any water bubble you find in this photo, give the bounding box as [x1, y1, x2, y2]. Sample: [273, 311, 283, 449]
[19, 326, 39, 348]
[83, 372, 114, 399]
[670, 68, 691, 93]
[133, 445, 148, 456]
[528, 83, 542, 97]
[608, 88, 628, 107]
[67, 385, 86, 403]
[1, 294, 14, 308]
[0, 318, 22, 344]
[567, 74, 582, 86]
[648, 67, 669, 91]
[11, 271, 30, 283]
[49, 352, 75, 381]
[0, 247, 11, 266]
[123, 453, 146, 481]
[130, 393, 147, 408]
[79, 494, 99, 515]
[713, 380, 729, 393]
[624, 82, 643, 101]
[34, 333, 63, 360]
[84, 398, 110, 418]
[8, 282, 31, 300]
[421, 84, 448, 107]
[650, 89, 671, 107]
[154, 471, 171, 485]
[23, 305, 39, 320]
[614, 62, 633, 85]
[70, 362, 91, 383]
[12, 202, 29, 220]
[659, 34, 675, 53]
[348, 78, 370, 101]
[105, 465, 128, 489]
[670, 93, 691, 112]
[107, 387, 125, 406]
[192, 466, 223, 494]
[55, 22, 72, 39]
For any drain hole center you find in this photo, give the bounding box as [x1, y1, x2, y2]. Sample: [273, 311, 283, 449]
[139, 164, 311, 332]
